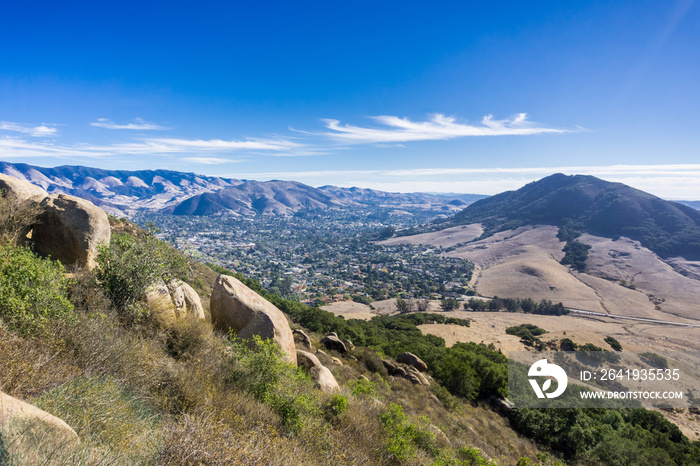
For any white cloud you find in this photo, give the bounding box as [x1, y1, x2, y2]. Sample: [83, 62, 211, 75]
[90, 118, 167, 130]
[181, 157, 240, 165]
[315, 113, 569, 143]
[0, 135, 306, 159]
[105, 137, 303, 154]
[0, 121, 58, 137]
[0, 136, 103, 158]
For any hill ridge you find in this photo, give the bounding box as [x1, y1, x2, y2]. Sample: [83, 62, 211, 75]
[441, 173, 700, 259]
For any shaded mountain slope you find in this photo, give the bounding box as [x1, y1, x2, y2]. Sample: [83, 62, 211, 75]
[0, 161, 238, 215]
[168, 180, 344, 216]
[441, 173, 700, 258]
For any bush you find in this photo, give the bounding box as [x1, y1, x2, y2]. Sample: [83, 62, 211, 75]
[0, 194, 40, 244]
[561, 240, 591, 272]
[439, 297, 460, 312]
[604, 336, 623, 351]
[355, 347, 389, 377]
[380, 403, 419, 462]
[325, 394, 348, 417]
[434, 342, 508, 400]
[640, 352, 668, 369]
[395, 297, 415, 314]
[96, 231, 188, 321]
[0, 242, 73, 333]
[349, 377, 376, 397]
[227, 335, 320, 433]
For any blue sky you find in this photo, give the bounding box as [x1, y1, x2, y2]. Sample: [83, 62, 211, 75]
[1, 0, 699, 198]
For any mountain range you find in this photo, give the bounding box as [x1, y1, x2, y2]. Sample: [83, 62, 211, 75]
[0, 162, 483, 217]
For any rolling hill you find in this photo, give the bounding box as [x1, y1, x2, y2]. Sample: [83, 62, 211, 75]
[166, 180, 346, 216]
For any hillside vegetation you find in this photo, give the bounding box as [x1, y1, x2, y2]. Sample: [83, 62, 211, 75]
[1, 195, 698, 465]
[440, 174, 700, 259]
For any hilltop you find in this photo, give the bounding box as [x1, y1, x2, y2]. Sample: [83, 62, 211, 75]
[439, 173, 700, 259]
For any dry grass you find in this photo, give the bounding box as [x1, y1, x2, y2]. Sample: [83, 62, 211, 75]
[0, 218, 549, 465]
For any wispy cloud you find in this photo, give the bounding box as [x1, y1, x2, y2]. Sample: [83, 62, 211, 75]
[181, 157, 242, 165]
[0, 135, 306, 159]
[105, 137, 303, 154]
[0, 121, 58, 137]
[90, 118, 167, 130]
[314, 113, 569, 143]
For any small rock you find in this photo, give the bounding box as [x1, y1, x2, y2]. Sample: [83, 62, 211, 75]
[316, 349, 331, 363]
[142, 279, 205, 322]
[492, 397, 516, 414]
[331, 356, 343, 366]
[428, 424, 451, 447]
[394, 367, 407, 377]
[405, 373, 422, 385]
[296, 350, 340, 393]
[320, 333, 348, 354]
[382, 359, 397, 374]
[407, 367, 430, 386]
[397, 352, 428, 372]
[293, 329, 312, 349]
[310, 365, 340, 393]
[297, 350, 322, 372]
[342, 338, 355, 351]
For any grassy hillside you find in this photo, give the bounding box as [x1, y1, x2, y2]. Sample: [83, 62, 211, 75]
[1, 199, 698, 464]
[440, 174, 700, 259]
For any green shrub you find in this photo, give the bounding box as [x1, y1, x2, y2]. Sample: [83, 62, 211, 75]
[456, 447, 492, 465]
[325, 394, 349, 417]
[434, 342, 508, 401]
[604, 336, 623, 351]
[380, 403, 419, 462]
[355, 347, 389, 377]
[227, 335, 319, 433]
[640, 352, 668, 369]
[0, 242, 73, 333]
[96, 231, 187, 321]
[350, 377, 376, 397]
[561, 240, 591, 272]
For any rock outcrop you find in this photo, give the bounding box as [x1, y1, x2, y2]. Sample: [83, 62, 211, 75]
[0, 391, 79, 454]
[491, 397, 516, 414]
[383, 358, 430, 386]
[397, 352, 428, 372]
[382, 359, 397, 374]
[31, 194, 111, 269]
[428, 424, 451, 447]
[293, 328, 312, 349]
[143, 279, 205, 322]
[296, 350, 340, 393]
[210, 274, 296, 365]
[0, 174, 48, 202]
[320, 332, 348, 354]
